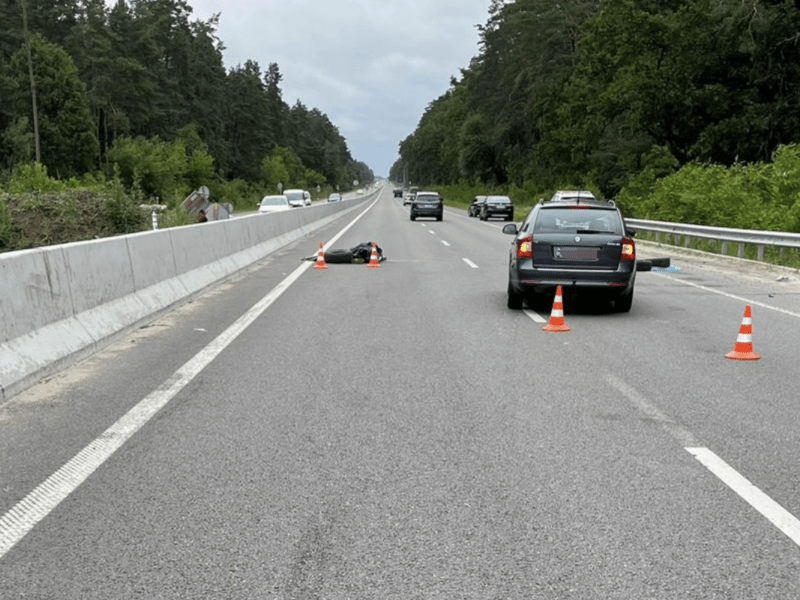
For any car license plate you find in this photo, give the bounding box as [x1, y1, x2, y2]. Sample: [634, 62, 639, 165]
[554, 246, 598, 260]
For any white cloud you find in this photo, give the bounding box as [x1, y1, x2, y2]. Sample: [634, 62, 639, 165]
[181, 0, 489, 174]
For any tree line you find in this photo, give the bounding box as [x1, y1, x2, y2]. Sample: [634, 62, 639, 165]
[390, 0, 800, 231]
[0, 0, 373, 202]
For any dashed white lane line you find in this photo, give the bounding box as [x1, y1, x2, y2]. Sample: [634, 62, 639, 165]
[0, 196, 382, 560]
[607, 374, 800, 549]
[462, 258, 479, 269]
[686, 448, 800, 547]
[429, 229, 436, 235]
[441, 240, 450, 247]
[524, 309, 547, 323]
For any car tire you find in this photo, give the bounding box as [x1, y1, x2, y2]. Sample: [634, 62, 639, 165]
[507, 282, 524, 309]
[410, 213, 416, 221]
[436, 214, 442, 221]
[614, 288, 634, 313]
[480, 212, 486, 221]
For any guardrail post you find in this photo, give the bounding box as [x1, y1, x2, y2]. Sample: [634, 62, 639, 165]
[722, 241, 729, 255]
[738, 243, 745, 259]
[685, 235, 691, 248]
[757, 245, 765, 261]
[655, 232, 661, 243]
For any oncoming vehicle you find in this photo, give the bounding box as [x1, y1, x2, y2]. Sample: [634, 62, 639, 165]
[468, 195, 487, 217]
[480, 195, 514, 221]
[283, 189, 306, 208]
[503, 191, 639, 312]
[303, 190, 312, 206]
[258, 194, 291, 213]
[409, 191, 444, 221]
[328, 192, 342, 202]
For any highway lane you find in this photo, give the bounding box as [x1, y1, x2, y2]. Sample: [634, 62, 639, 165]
[2, 186, 800, 597]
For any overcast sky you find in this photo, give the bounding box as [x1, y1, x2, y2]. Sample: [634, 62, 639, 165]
[183, 0, 492, 176]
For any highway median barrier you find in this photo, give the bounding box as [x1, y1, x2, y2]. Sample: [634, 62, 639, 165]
[0, 191, 378, 403]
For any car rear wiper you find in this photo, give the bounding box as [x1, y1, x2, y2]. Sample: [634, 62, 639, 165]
[575, 229, 605, 234]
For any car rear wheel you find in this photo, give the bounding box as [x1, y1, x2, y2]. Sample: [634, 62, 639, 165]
[436, 214, 443, 221]
[614, 288, 634, 312]
[507, 282, 524, 309]
[410, 213, 416, 221]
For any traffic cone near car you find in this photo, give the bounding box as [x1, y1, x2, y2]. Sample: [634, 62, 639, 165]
[367, 242, 381, 268]
[725, 304, 761, 360]
[543, 285, 571, 332]
[314, 242, 328, 270]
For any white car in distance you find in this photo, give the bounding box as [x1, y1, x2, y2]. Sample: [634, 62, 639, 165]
[283, 189, 306, 208]
[258, 194, 291, 213]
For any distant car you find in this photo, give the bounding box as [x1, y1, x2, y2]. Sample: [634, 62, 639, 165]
[283, 189, 306, 208]
[303, 190, 312, 206]
[480, 195, 514, 221]
[468, 195, 487, 217]
[409, 191, 443, 221]
[328, 192, 342, 202]
[403, 189, 417, 206]
[502, 191, 638, 311]
[258, 194, 291, 213]
[393, 188, 403, 198]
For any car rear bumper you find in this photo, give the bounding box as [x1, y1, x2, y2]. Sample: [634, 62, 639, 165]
[511, 264, 635, 296]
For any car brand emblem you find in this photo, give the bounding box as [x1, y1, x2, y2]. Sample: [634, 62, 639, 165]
[575, 236, 581, 243]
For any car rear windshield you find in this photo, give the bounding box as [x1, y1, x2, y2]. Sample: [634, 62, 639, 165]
[284, 191, 304, 200]
[261, 197, 286, 206]
[416, 195, 439, 202]
[534, 208, 623, 234]
[486, 196, 511, 203]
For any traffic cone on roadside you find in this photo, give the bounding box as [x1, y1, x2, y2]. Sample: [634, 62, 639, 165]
[725, 305, 760, 360]
[543, 285, 571, 332]
[314, 242, 328, 270]
[367, 242, 381, 268]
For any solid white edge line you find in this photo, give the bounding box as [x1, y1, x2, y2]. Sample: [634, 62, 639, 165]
[462, 258, 478, 269]
[0, 195, 382, 560]
[656, 273, 800, 319]
[686, 447, 800, 547]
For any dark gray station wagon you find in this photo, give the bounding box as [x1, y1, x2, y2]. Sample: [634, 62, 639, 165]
[503, 191, 638, 312]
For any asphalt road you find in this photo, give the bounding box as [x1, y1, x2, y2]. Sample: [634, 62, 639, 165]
[2, 186, 800, 598]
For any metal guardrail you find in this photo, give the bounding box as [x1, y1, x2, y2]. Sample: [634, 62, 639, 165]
[625, 218, 800, 261]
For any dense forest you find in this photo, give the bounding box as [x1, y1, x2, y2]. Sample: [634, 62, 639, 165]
[0, 0, 373, 203]
[390, 0, 800, 233]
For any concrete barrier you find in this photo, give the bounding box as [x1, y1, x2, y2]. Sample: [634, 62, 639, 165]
[0, 192, 375, 403]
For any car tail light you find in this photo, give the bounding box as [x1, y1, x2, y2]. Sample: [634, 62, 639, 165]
[621, 237, 635, 261]
[517, 234, 533, 259]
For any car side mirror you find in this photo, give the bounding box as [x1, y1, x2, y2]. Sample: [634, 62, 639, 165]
[502, 223, 518, 235]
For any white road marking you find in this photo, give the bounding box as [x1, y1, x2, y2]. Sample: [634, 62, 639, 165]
[429, 229, 436, 234]
[524, 309, 547, 323]
[462, 258, 479, 269]
[607, 374, 800, 548]
[656, 273, 800, 319]
[0, 196, 381, 560]
[441, 240, 450, 247]
[686, 447, 800, 547]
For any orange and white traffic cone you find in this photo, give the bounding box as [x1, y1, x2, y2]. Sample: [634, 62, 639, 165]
[543, 285, 571, 332]
[314, 242, 328, 270]
[725, 305, 760, 360]
[367, 242, 381, 268]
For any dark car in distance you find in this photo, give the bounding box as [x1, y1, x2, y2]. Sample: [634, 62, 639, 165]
[409, 191, 444, 221]
[468, 195, 487, 217]
[503, 191, 638, 312]
[393, 188, 403, 198]
[480, 195, 514, 221]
